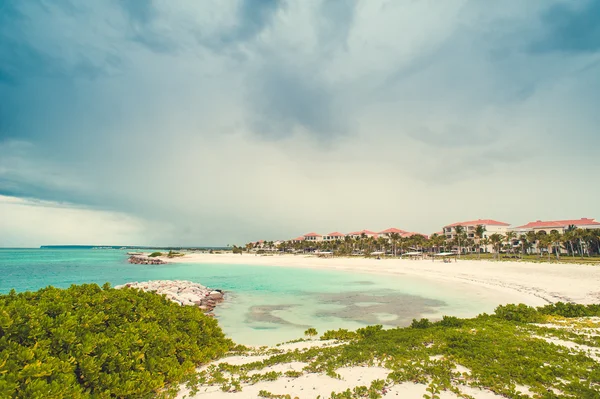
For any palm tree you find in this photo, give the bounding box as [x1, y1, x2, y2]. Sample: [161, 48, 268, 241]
[504, 231, 516, 258]
[525, 231, 538, 255]
[549, 231, 562, 260]
[535, 231, 547, 259]
[563, 225, 577, 257]
[454, 225, 465, 258]
[480, 237, 491, 256]
[538, 234, 553, 261]
[489, 233, 503, 260]
[575, 228, 587, 258]
[474, 225, 486, 259]
[518, 234, 529, 258]
[389, 232, 401, 257]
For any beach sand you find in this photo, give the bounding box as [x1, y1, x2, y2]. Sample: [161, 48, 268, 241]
[170, 253, 600, 399]
[165, 253, 600, 305]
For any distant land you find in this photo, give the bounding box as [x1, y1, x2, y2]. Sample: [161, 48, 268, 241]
[39, 245, 230, 250]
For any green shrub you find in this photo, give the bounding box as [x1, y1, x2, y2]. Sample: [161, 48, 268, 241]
[493, 304, 544, 323]
[320, 328, 357, 341]
[0, 284, 233, 398]
[304, 328, 318, 338]
[148, 252, 163, 257]
[538, 302, 600, 318]
[410, 318, 433, 329]
[438, 315, 464, 328]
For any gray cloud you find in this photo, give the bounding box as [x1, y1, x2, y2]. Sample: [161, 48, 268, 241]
[532, 0, 600, 53]
[1, 0, 599, 245]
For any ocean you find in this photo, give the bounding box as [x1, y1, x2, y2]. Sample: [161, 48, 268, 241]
[0, 248, 499, 345]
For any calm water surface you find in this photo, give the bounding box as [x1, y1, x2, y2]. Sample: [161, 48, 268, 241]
[0, 249, 497, 345]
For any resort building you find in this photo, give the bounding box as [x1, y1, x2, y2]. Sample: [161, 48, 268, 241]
[346, 230, 379, 239]
[511, 218, 600, 235]
[443, 219, 510, 253]
[443, 219, 510, 240]
[378, 228, 409, 238]
[303, 232, 323, 242]
[290, 236, 305, 244]
[323, 232, 346, 241]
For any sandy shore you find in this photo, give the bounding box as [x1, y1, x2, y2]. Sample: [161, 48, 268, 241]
[176, 339, 547, 399]
[162, 253, 600, 305]
[166, 254, 600, 399]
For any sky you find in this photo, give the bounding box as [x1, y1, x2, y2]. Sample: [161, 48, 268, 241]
[1, 0, 600, 247]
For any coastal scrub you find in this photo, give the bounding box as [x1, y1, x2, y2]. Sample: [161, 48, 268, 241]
[0, 283, 233, 398]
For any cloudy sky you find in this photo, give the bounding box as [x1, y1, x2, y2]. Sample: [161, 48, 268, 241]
[1, 0, 599, 247]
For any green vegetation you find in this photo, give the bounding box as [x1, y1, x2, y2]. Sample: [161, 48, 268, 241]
[166, 250, 184, 258]
[304, 328, 318, 338]
[191, 302, 600, 398]
[3, 281, 599, 398]
[148, 252, 163, 257]
[244, 225, 600, 265]
[0, 284, 233, 399]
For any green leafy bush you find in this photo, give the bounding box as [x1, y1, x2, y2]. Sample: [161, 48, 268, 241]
[538, 302, 600, 318]
[148, 252, 163, 257]
[320, 328, 357, 341]
[493, 303, 544, 323]
[410, 318, 433, 329]
[0, 284, 233, 398]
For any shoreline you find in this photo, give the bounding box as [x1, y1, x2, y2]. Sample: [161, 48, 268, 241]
[154, 253, 600, 306]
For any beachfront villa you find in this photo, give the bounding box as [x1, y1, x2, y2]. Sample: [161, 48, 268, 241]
[443, 219, 511, 253]
[286, 228, 428, 246]
[443, 219, 510, 239]
[303, 232, 323, 242]
[378, 227, 408, 238]
[510, 218, 600, 235]
[323, 232, 346, 241]
[346, 230, 379, 239]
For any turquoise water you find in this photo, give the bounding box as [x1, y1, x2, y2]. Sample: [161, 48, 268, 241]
[0, 249, 500, 345]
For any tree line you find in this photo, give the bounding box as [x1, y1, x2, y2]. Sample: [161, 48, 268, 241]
[244, 225, 600, 260]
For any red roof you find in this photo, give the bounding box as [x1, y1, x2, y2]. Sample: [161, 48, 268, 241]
[445, 219, 510, 228]
[293, 236, 304, 241]
[515, 218, 600, 229]
[379, 227, 409, 234]
[359, 230, 378, 235]
[326, 232, 345, 237]
[303, 232, 322, 237]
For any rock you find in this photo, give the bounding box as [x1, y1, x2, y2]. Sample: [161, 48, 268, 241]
[209, 291, 224, 300]
[128, 256, 167, 265]
[116, 280, 224, 313]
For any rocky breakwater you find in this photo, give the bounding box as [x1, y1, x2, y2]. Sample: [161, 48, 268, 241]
[115, 280, 224, 313]
[128, 255, 166, 265]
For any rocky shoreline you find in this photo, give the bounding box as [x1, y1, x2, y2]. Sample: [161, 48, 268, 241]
[115, 280, 224, 314]
[128, 255, 167, 265]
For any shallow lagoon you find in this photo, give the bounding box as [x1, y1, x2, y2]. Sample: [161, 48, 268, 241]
[0, 249, 500, 345]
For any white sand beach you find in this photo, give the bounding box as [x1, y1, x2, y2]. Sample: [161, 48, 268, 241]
[169, 254, 600, 399]
[165, 253, 600, 305]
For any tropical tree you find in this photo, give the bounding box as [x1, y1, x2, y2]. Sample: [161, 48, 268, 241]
[489, 233, 504, 260]
[504, 231, 516, 258]
[480, 237, 491, 255]
[525, 231, 538, 255]
[475, 225, 486, 259]
[518, 234, 529, 258]
[538, 234, 553, 261]
[563, 225, 577, 257]
[454, 225, 465, 258]
[549, 230, 562, 260]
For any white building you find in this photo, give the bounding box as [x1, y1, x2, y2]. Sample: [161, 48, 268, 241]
[443, 219, 510, 252]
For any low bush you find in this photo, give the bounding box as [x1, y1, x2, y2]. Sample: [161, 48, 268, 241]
[148, 252, 163, 257]
[493, 303, 544, 323]
[0, 284, 233, 398]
